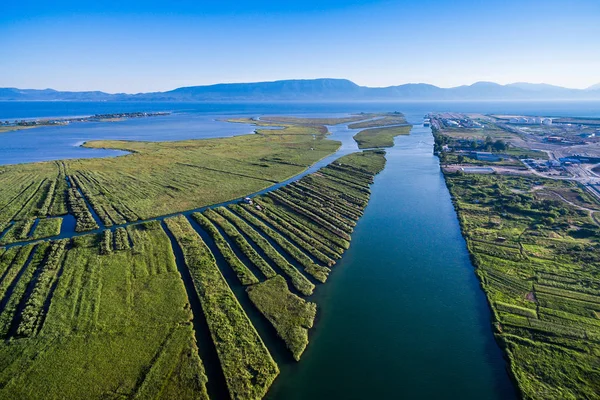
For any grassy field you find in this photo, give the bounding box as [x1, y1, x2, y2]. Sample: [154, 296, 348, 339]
[0, 125, 37, 133]
[164, 215, 279, 400]
[353, 125, 412, 149]
[444, 172, 600, 399]
[247, 276, 316, 361]
[348, 112, 407, 129]
[0, 221, 209, 399]
[0, 119, 342, 245]
[0, 109, 390, 399]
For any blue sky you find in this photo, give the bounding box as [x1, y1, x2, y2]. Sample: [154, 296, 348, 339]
[1, 0, 599, 92]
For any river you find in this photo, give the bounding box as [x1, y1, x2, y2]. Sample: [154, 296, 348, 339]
[266, 113, 516, 399]
[3, 101, 599, 398]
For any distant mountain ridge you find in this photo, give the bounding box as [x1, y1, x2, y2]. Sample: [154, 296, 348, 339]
[2, 79, 600, 101]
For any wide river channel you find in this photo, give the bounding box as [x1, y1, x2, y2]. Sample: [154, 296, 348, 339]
[4, 101, 600, 398]
[267, 112, 516, 399]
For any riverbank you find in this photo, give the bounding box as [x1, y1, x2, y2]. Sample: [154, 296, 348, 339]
[1, 111, 170, 132]
[443, 170, 600, 399]
[266, 122, 516, 400]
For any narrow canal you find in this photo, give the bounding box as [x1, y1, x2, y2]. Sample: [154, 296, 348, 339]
[267, 116, 516, 399]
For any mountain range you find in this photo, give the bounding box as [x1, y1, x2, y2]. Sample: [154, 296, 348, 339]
[1, 79, 600, 102]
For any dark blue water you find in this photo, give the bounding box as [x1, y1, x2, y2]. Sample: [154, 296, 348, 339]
[2, 101, 597, 398]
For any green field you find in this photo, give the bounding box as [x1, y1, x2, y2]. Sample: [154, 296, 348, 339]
[353, 125, 412, 149]
[0, 119, 341, 245]
[347, 112, 407, 129]
[444, 172, 600, 399]
[0, 110, 388, 400]
[0, 222, 210, 399]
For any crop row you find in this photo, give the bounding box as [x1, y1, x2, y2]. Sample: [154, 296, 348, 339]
[67, 187, 99, 232]
[319, 168, 372, 193]
[495, 301, 538, 319]
[230, 204, 330, 283]
[267, 192, 351, 241]
[215, 207, 315, 296]
[325, 162, 375, 182]
[191, 212, 259, 285]
[538, 306, 600, 329]
[203, 209, 277, 279]
[253, 200, 342, 259]
[301, 175, 370, 208]
[258, 200, 349, 250]
[280, 185, 360, 224]
[303, 175, 369, 206]
[72, 173, 129, 226]
[12, 179, 50, 222]
[100, 230, 112, 255]
[321, 166, 373, 187]
[50, 177, 69, 216]
[164, 215, 279, 400]
[240, 203, 336, 266]
[272, 190, 355, 233]
[536, 277, 600, 297]
[37, 180, 56, 217]
[0, 245, 35, 305]
[534, 284, 600, 305]
[291, 181, 364, 220]
[17, 239, 68, 337]
[0, 180, 41, 233]
[0, 243, 41, 337]
[0, 219, 35, 245]
[114, 227, 131, 251]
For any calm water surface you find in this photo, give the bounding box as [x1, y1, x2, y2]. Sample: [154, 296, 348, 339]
[1, 100, 599, 166]
[2, 101, 597, 398]
[267, 114, 516, 400]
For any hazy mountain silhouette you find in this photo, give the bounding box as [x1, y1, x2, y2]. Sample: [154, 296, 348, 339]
[2, 79, 600, 101]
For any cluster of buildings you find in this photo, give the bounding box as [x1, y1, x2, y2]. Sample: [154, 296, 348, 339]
[524, 155, 600, 172]
[443, 117, 483, 129]
[523, 158, 562, 171]
[508, 117, 553, 125]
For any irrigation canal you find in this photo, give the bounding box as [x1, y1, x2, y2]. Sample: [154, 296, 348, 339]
[1, 116, 517, 399]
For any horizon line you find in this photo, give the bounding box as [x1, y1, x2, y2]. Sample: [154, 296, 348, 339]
[3, 78, 599, 95]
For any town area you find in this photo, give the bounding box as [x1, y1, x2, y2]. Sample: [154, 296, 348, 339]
[430, 112, 600, 201]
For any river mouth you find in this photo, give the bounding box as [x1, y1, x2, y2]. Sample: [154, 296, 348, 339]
[265, 118, 516, 400]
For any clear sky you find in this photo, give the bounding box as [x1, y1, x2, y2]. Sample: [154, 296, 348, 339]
[2, 0, 599, 93]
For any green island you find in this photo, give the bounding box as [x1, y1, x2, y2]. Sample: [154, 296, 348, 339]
[0, 115, 389, 399]
[353, 125, 412, 149]
[433, 113, 600, 399]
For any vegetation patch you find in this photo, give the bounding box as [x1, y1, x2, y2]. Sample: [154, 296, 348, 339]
[191, 212, 259, 285]
[353, 125, 411, 149]
[164, 215, 279, 400]
[215, 207, 315, 296]
[247, 276, 317, 361]
[230, 204, 331, 283]
[444, 171, 600, 399]
[204, 208, 277, 279]
[31, 218, 62, 240]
